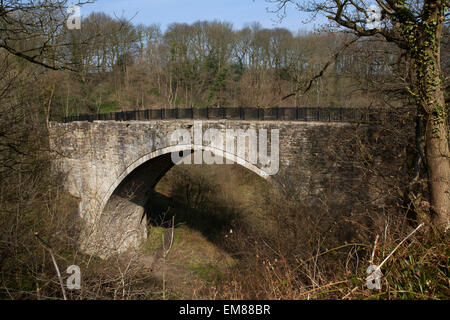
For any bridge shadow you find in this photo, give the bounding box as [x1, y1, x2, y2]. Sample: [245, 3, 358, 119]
[142, 163, 270, 254]
[143, 189, 239, 248]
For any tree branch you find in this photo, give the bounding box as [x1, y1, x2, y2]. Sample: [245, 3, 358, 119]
[282, 34, 361, 100]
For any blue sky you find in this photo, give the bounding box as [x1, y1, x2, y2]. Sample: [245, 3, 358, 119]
[80, 0, 326, 32]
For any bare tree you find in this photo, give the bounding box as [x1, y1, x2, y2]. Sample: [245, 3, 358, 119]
[268, 0, 449, 231]
[0, 0, 94, 70]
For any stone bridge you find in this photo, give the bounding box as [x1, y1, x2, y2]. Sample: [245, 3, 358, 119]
[49, 107, 377, 256]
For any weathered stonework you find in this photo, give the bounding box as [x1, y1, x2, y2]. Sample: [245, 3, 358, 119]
[49, 119, 363, 256]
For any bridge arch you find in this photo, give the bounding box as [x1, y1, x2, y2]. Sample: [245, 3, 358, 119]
[91, 144, 272, 256]
[99, 144, 271, 215]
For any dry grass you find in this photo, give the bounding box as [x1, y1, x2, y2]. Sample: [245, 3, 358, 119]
[150, 163, 449, 300]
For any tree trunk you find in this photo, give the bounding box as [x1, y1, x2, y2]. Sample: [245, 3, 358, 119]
[413, 2, 450, 231]
[422, 92, 449, 231]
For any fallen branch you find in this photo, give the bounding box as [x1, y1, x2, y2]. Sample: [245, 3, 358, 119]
[376, 223, 424, 271]
[34, 232, 67, 300]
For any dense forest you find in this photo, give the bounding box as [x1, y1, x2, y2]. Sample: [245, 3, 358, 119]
[16, 13, 446, 116]
[3, 9, 449, 116]
[0, 1, 448, 301]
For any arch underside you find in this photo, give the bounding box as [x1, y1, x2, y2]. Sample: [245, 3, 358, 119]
[94, 146, 270, 256]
